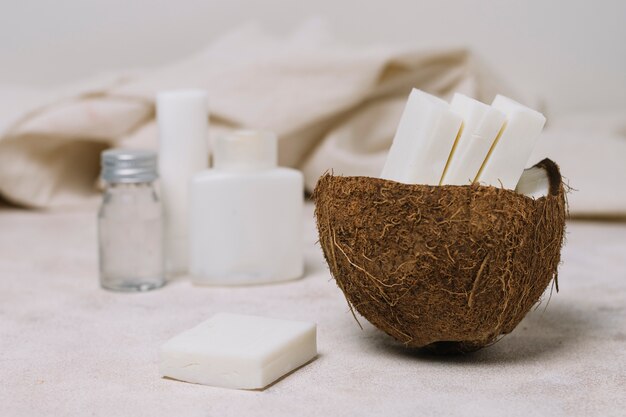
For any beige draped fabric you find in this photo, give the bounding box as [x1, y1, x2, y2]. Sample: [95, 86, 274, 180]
[0, 22, 512, 208]
[0, 22, 624, 217]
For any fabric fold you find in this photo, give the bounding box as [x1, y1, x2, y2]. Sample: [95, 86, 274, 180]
[0, 21, 622, 217]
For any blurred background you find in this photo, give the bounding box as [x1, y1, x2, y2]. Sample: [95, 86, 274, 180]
[0, 0, 625, 213]
[3, 0, 624, 114]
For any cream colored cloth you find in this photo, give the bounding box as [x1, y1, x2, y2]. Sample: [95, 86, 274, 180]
[0, 21, 624, 217]
[530, 115, 626, 218]
[0, 22, 513, 208]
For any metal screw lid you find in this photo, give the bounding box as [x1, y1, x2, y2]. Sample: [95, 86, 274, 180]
[101, 149, 158, 183]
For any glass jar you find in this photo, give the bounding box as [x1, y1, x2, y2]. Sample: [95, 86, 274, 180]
[98, 149, 165, 292]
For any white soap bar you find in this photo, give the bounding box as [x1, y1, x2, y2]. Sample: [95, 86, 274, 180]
[381, 89, 462, 185]
[159, 313, 317, 390]
[440, 94, 506, 185]
[476, 95, 546, 189]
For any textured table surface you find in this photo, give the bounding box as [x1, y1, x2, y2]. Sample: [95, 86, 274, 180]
[1, 203, 625, 417]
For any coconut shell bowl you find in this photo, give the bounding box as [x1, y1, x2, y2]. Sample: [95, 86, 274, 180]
[313, 158, 567, 354]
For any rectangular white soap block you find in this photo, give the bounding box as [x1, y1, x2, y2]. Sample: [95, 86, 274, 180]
[159, 313, 317, 390]
[476, 95, 546, 189]
[381, 88, 462, 185]
[440, 94, 506, 185]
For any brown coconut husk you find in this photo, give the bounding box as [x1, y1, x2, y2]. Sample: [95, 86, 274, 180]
[313, 158, 566, 353]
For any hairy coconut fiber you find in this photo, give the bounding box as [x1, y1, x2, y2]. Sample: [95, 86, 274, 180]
[313, 159, 566, 353]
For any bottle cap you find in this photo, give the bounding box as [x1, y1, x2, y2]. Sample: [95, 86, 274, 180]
[213, 130, 278, 171]
[157, 89, 210, 171]
[101, 149, 158, 183]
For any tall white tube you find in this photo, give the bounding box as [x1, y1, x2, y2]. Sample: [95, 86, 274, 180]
[157, 89, 209, 276]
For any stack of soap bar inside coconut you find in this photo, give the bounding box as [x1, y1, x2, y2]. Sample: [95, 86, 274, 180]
[159, 313, 317, 390]
[381, 89, 546, 189]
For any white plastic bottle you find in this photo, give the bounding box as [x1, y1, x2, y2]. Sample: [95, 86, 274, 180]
[157, 90, 209, 276]
[189, 130, 304, 285]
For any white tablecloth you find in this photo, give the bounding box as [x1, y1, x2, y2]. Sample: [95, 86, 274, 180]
[1, 203, 624, 416]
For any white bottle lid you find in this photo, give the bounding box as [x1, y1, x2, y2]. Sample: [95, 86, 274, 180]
[214, 130, 278, 171]
[157, 89, 209, 169]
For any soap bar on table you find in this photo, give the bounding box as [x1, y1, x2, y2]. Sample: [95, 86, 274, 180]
[381, 88, 462, 185]
[440, 93, 506, 185]
[475, 95, 546, 189]
[159, 313, 317, 390]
